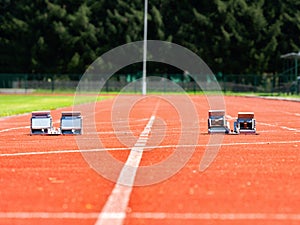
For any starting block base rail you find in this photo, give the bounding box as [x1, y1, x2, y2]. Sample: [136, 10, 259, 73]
[31, 129, 50, 135]
[208, 127, 230, 134]
[61, 129, 82, 135]
[47, 128, 62, 135]
[236, 130, 257, 134]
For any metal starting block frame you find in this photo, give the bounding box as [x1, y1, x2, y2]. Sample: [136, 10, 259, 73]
[60, 111, 82, 135]
[208, 110, 230, 134]
[30, 111, 82, 135]
[234, 112, 256, 134]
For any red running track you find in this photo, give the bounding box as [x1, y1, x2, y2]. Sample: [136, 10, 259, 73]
[0, 95, 299, 225]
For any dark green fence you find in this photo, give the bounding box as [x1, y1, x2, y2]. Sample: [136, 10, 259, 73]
[0, 73, 299, 94]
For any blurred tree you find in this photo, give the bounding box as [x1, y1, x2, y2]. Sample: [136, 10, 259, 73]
[0, 0, 299, 76]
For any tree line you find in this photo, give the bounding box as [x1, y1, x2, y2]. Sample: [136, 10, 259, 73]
[1, 0, 299, 75]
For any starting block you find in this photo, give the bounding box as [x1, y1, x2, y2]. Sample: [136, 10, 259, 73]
[234, 112, 256, 134]
[208, 110, 230, 134]
[30, 111, 56, 135]
[60, 111, 82, 135]
[30, 111, 82, 135]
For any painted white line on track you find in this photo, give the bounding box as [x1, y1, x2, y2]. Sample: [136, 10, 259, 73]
[282, 112, 300, 117]
[0, 126, 30, 133]
[225, 115, 235, 120]
[1, 140, 300, 157]
[130, 212, 300, 220]
[94, 115, 156, 225]
[0, 121, 63, 134]
[1, 212, 300, 220]
[0, 212, 98, 219]
[259, 122, 300, 132]
[143, 211, 284, 220]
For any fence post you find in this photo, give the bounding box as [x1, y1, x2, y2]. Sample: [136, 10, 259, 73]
[223, 74, 226, 93]
[25, 74, 28, 94]
[105, 79, 109, 93]
[297, 77, 299, 95]
[163, 75, 166, 93]
[295, 58, 298, 82]
[253, 74, 257, 93]
[51, 75, 55, 93]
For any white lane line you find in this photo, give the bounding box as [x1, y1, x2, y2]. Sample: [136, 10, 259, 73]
[225, 115, 235, 120]
[0, 212, 99, 219]
[280, 126, 300, 132]
[0, 126, 30, 133]
[1, 212, 300, 220]
[130, 212, 300, 220]
[94, 115, 156, 225]
[0, 149, 110, 157]
[259, 122, 300, 132]
[283, 112, 300, 117]
[0, 121, 62, 134]
[1, 140, 300, 157]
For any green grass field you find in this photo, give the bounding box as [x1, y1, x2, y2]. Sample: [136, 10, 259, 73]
[0, 95, 112, 117]
[0, 91, 298, 117]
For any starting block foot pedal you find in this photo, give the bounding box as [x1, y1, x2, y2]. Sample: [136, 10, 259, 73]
[30, 111, 53, 135]
[208, 110, 230, 134]
[234, 112, 256, 134]
[60, 111, 82, 135]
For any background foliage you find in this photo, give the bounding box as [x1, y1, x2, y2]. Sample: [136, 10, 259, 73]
[1, 0, 300, 75]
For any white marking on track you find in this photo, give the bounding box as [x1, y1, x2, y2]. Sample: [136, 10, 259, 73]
[225, 115, 235, 120]
[0, 120, 63, 134]
[1, 140, 300, 157]
[130, 212, 300, 220]
[0, 149, 113, 157]
[259, 122, 300, 132]
[94, 115, 156, 225]
[1, 212, 300, 220]
[0, 126, 30, 133]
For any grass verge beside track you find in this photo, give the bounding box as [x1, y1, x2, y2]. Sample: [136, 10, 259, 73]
[0, 94, 113, 117]
[1, 90, 298, 117]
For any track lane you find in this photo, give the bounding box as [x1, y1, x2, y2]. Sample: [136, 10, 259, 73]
[125, 96, 300, 225]
[0, 95, 299, 225]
